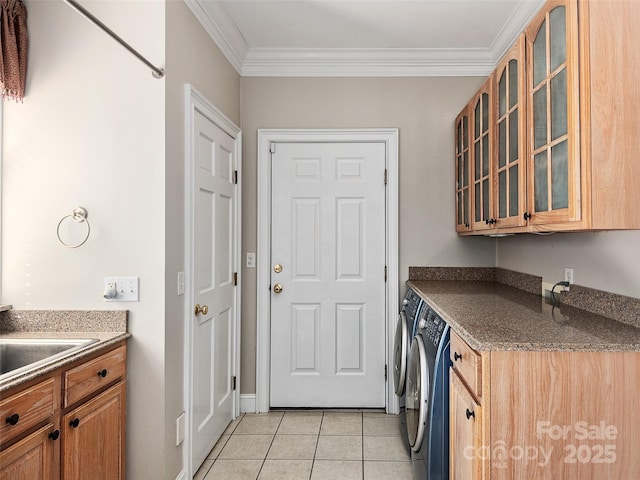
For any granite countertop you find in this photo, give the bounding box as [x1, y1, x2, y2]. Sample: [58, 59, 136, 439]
[408, 280, 640, 352]
[0, 309, 130, 393]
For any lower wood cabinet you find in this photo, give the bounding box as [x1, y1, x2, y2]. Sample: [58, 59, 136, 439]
[0, 424, 56, 479]
[0, 342, 127, 480]
[449, 331, 640, 479]
[62, 382, 126, 480]
[450, 371, 482, 480]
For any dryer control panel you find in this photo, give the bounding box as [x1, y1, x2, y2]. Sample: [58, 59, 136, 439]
[417, 309, 447, 347]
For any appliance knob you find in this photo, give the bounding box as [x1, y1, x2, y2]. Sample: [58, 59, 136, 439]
[418, 318, 427, 330]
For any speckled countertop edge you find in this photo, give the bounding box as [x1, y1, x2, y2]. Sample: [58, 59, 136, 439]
[0, 331, 131, 393]
[0, 309, 130, 392]
[408, 280, 640, 353]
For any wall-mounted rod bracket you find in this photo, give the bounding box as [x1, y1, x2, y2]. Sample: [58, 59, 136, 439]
[63, 0, 164, 79]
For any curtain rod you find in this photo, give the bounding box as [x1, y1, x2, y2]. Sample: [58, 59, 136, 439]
[63, 0, 164, 79]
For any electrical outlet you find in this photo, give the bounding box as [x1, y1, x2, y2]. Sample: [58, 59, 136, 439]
[246, 252, 256, 269]
[564, 268, 573, 291]
[104, 276, 139, 302]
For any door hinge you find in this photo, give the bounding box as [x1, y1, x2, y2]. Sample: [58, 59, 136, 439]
[384, 364, 388, 381]
[232, 376, 237, 390]
[270, 143, 276, 154]
[384, 169, 387, 185]
[233, 170, 238, 184]
[233, 272, 238, 286]
[384, 266, 387, 282]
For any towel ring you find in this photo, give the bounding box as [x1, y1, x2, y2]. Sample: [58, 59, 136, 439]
[57, 207, 91, 248]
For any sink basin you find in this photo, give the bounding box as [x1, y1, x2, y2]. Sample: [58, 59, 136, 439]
[0, 338, 99, 382]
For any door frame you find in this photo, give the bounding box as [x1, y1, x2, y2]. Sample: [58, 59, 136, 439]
[183, 84, 242, 475]
[256, 128, 399, 414]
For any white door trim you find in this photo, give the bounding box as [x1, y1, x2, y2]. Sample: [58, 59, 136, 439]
[183, 84, 242, 476]
[256, 128, 399, 414]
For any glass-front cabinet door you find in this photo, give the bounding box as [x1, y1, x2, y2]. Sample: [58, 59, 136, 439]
[525, 0, 580, 225]
[470, 77, 494, 231]
[494, 35, 526, 229]
[455, 108, 471, 232]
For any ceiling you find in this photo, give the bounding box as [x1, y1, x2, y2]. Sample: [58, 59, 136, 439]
[187, 0, 545, 76]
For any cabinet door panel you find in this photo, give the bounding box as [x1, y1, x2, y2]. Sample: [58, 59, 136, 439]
[471, 78, 494, 230]
[455, 110, 472, 232]
[62, 382, 126, 480]
[450, 371, 482, 480]
[0, 424, 55, 480]
[493, 35, 526, 228]
[526, 0, 580, 225]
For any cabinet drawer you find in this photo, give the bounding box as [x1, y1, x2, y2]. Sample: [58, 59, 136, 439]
[0, 378, 56, 444]
[63, 345, 126, 407]
[451, 331, 482, 398]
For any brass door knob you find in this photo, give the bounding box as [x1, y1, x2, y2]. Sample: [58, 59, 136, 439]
[273, 284, 283, 294]
[194, 304, 209, 315]
[274, 264, 283, 273]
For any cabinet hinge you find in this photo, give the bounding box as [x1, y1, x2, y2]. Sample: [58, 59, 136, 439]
[233, 170, 238, 184]
[270, 143, 276, 154]
[384, 266, 387, 282]
[384, 364, 388, 381]
[232, 376, 237, 390]
[384, 169, 387, 185]
[233, 272, 238, 286]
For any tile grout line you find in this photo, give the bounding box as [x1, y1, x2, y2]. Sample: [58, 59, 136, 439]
[361, 412, 365, 480]
[254, 412, 285, 480]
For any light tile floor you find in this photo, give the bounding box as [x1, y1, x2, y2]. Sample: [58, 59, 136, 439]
[194, 411, 414, 480]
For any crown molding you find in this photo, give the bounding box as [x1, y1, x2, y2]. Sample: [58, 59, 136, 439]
[488, 0, 546, 61]
[188, 0, 546, 77]
[184, 0, 247, 74]
[241, 48, 496, 77]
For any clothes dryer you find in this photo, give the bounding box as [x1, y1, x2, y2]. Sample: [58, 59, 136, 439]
[405, 307, 451, 479]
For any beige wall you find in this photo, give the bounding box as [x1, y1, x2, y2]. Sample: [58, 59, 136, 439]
[239, 76, 497, 394]
[2, 1, 166, 478]
[165, 1, 241, 477]
[497, 231, 640, 298]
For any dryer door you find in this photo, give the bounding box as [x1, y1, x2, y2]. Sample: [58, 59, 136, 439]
[393, 311, 409, 396]
[406, 335, 435, 452]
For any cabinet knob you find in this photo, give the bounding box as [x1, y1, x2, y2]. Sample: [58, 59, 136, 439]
[69, 418, 80, 428]
[49, 430, 60, 441]
[98, 369, 108, 378]
[523, 212, 532, 221]
[5, 413, 19, 426]
[466, 408, 475, 420]
[454, 352, 462, 362]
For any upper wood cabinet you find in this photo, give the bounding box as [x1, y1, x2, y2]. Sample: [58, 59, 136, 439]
[524, 0, 581, 227]
[455, 108, 471, 232]
[470, 77, 494, 231]
[494, 34, 527, 229]
[456, 0, 640, 234]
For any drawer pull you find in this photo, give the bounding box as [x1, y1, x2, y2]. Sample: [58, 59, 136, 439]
[49, 430, 60, 441]
[5, 413, 19, 426]
[454, 352, 462, 361]
[98, 369, 108, 378]
[69, 418, 80, 428]
[466, 408, 475, 420]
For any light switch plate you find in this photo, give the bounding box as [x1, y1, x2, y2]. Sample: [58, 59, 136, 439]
[104, 276, 139, 302]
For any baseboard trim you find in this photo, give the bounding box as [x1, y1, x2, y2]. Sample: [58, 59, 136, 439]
[240, 394, 256, 413]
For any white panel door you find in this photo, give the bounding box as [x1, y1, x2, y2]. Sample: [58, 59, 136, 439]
[191, 109, 236, 470]
[270, 142, 386, 407]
